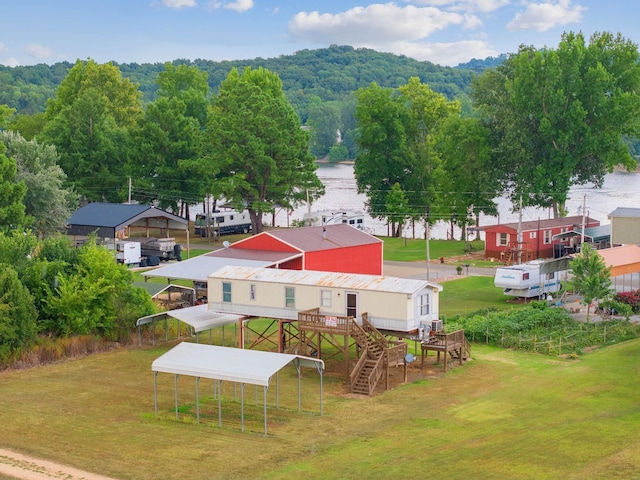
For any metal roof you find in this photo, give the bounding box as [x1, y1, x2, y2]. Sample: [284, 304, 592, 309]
[152, 342, 323, 387]
[208, 266, 443, 294]
[552, 224, 611, 242]
[233, 223, 381, 253]
[484, 215, 598, 233]
[142, 256, 274, 283]
[66, 203, 188, 236]
[165, 304, 242, 333]
[609, 207, 640, 218]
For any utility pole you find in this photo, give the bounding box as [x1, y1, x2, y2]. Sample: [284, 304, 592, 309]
[581, 194, 586, 247]
[425, 208, 431, 281]
[517, 196, 523, 265]
[128, 177, 132, 204]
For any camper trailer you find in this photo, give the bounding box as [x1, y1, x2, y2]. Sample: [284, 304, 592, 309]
[194, 210, 252, 237]
[302, 210, 365, 230]
[494, 259, 563, 299]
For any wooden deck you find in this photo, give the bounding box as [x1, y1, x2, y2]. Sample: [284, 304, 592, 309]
[421, 329, 470, 370]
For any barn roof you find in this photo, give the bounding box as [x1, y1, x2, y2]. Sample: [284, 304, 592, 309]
[483, 216, 598, 233]
[142, 256, 276, 283]
[233, 223, 381, 253]
[208, 266, 442, 294]
[66, 202, 187, 237]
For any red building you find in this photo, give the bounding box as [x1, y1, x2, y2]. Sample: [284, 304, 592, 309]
[483, 215, 600, 262]
[229, 223, 383, 275]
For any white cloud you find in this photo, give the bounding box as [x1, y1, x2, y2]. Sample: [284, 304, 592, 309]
[25, 43, 54, 59]
[215, 0, 254, 13]
[290, 3, 475, 45]
[507, 0, 585, 32]
[363, 39, 498, 66]
[1, 57, 19, 67]
[289, 3, 492, 65]
[408, 0, 510, 13]
[162, 0, 197, 8]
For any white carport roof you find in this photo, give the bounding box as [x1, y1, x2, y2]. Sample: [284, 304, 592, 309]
[141, 256, 271, 283]
[165, 304, 242, 333]
[152, 342, 323, 387]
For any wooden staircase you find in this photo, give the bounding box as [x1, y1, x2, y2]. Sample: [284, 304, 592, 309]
[349, 314, 407, 395]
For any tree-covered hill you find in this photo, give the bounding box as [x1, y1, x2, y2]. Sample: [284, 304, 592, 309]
[0, 45, 500, 115]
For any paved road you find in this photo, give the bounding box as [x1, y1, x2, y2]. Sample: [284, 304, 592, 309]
[383, 260, 497, 282]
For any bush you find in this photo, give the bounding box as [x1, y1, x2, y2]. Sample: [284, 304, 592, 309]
[615, 290, 640, 313]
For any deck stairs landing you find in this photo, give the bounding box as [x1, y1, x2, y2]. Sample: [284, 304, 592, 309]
[349, 314, 407, 395]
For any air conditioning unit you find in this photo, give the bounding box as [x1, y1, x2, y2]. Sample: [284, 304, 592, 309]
[431, 320, 443, 332]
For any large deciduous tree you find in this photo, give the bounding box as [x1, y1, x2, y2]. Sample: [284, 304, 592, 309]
[39, 59, 143, 202]
[354, 78, 459, 237]
[202, 67, 323, 234]
[473, 31, 640, 217]
[1, 131, 78, 236]
[129, 63, 210, 218]
[0, 142, 28, 233]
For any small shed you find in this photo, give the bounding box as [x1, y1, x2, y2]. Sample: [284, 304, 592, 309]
[206, 266, 443, 333]
[609, 207, 640, 245]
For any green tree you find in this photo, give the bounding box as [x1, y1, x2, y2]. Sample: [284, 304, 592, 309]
[39, 60, 143, 202]
[472, 31, 640, 217]
[385, 183, 410, 237]
[202, 67, 324, 234]
[307, 101, 342, 158]
[0, 142, 28, 233]
[354, 82, 412, 235]
[569, 243, 613, 321]
[1, 131, 78, 236]
[134, 64, 214, 219]
[436, 115, 498, 240]
[0, 266, 38, 362]
[43, 239, 155, 340]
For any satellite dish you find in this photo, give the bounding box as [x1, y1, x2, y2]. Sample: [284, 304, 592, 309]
[405, 353, 416, 364]
[223, 241, 230, 248]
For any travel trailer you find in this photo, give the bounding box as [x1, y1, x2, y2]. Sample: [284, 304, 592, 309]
[494, 259, 563, 299]
[302, 210, 365, 230]
[194, 210, 252, 237]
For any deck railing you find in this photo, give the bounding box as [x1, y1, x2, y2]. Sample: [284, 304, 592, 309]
[298, 308, 353, 335]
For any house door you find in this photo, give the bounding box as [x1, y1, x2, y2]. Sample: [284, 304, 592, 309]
[346, 292, 358, 319]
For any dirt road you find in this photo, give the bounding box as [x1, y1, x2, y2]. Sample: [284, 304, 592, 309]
[0, 448, 117, 480]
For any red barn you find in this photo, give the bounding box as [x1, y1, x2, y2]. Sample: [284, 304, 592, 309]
[143, 224, 383, 287]
[230, 223, 383, 275]
[483, 215, 600, 262]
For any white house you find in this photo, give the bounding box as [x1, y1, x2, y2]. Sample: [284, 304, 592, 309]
[207, 266, 443, 333]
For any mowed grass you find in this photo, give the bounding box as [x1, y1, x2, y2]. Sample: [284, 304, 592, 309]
[383, 237, 485, 262]
[1, 338, 640, 479]
[440, 276, 518, 317]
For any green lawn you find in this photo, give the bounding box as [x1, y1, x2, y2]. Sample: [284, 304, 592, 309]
[1, 339, 639, 479]
[440, 275, 518, 317]
[382, 237, 485, 262]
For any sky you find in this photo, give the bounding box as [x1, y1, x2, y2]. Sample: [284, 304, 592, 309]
[0, 0, 636, 68]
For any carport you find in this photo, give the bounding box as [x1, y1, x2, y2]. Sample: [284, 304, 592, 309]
[137, 304, 242, 345]
[151, 342, 324, 435]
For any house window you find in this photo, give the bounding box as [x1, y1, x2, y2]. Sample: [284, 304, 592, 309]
[250, 284, 256, 301]
[498, 233, 509, 246]
[544, 230, 552, 244]
[320, 289, 332, 308]
[419, 293, 429, 315]
[285, 287, 295, 308]
[523, 273, 530, 281]
[530, 231, 536, 239]
[222, 282, 232, 303]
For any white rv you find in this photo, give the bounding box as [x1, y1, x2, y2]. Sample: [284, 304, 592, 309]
[194, 210, 252, 237]
[494, 259, 563, 299]
[303, 210, 365, 230]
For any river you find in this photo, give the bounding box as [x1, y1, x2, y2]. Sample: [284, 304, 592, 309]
[273, 162, 640, 240]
